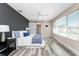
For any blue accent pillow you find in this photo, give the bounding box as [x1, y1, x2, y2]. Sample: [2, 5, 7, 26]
[23, 32, 30, 37]
[14, 32, 20, 38]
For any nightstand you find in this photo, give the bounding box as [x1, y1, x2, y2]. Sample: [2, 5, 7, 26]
[0, 38, 16, 56]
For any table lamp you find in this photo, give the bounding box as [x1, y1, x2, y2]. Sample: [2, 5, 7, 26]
[0, 25, 10, 42]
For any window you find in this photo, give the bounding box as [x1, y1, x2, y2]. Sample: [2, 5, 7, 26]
[53, 16, 67, 36]
[53, 11, 79, 41]
[67, 11, 79, 40]
[68, 11, 79, 33]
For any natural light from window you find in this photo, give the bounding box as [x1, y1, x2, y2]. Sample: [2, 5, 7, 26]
[53, 11, 79, 41]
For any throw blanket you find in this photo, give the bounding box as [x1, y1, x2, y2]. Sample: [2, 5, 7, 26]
[32, 34, 42, 44]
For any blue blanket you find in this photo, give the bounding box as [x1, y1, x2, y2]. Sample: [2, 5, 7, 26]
[32, 34, 42, 44]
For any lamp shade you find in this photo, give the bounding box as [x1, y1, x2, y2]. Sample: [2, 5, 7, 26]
[0, 25, 10, 32]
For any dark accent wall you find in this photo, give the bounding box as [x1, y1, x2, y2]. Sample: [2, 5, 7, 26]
[0, 3, 29, 31]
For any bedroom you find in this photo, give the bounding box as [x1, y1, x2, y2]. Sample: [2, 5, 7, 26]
[0, 3, 79, 56]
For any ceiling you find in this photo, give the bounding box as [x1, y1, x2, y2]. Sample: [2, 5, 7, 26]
[8, 3, 74, 21]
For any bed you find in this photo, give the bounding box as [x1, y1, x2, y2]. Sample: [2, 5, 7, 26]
[13, 31, 46, 48]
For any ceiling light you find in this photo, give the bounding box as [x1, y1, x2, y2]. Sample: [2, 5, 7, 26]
[38, 16, 42, 20]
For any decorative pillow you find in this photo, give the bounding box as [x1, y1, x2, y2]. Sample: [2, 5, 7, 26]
[14, 31, 20, 38]
[23, 32, 30, 37]
[12, 31, 16, 38]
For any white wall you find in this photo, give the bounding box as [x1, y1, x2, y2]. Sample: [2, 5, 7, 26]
[29, 22, 37, 34]
[29, 21, 52, 37]
[41, 22, 52, 37]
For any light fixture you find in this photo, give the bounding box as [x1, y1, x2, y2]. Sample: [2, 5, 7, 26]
[26, 27, 29, 31]
[0, 25, 10, 42]
[37, 11, 48, 20]
[38, 16, 42, 20]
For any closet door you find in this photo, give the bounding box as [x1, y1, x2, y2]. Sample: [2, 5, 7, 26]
[37, 24, 41, 34]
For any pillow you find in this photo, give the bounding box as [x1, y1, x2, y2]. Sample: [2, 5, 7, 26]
[12, 31, 15, 38]
[23, 32, 30, 37]
[14, 31, 20, 38]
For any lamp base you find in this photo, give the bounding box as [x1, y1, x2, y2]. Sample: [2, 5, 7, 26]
[1, 32, 6, 42]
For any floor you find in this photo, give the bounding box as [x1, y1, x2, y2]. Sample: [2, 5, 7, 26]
[9, 37, 71, 56]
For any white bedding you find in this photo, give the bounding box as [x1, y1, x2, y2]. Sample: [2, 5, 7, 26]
[16, 34, 46, 48]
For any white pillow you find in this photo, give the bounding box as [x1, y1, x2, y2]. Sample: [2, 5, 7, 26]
[12, 31, 15, 38]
